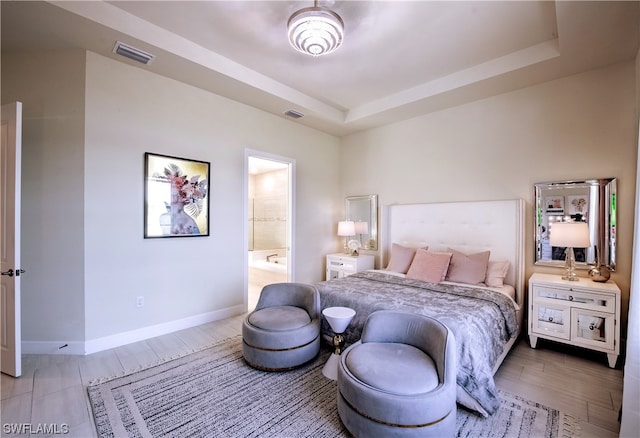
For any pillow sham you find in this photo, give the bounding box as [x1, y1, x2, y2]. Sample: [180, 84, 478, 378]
[484, 260, 510, 287]
[386, 243, 424, 274]
[445, 248, 490, 285]
[406, 249, 452, 283]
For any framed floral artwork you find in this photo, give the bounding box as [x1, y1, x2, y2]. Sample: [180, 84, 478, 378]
[567, 195, 589, 220]
[144, 152, 210, 238]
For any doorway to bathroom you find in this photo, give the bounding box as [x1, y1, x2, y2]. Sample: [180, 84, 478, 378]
[246, 151, 294, 311]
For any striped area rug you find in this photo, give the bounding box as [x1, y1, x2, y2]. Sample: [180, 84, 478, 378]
[87, 336, 580, 438]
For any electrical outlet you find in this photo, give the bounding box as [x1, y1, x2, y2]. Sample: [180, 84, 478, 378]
[136, 296, 144, 308]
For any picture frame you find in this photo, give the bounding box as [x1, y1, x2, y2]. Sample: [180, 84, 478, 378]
[544, 196, 564, 214]
[566, 195, 589, 219]
[144, 152, 210, 238]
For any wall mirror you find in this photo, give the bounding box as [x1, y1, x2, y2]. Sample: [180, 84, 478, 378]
[346, 195, 378, 250]
[534, 178, 616, 271]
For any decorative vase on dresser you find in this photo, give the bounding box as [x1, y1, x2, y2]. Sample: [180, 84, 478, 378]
[528, 272, 621, 368]
[326, 253, 374, 281]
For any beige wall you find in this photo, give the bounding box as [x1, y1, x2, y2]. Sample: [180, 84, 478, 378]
[619, 47, 639, 436]
[82, 52, 340, 340]
[250, 169, 288, 250]
[2, 48, 637, 349]
[1, 50, 87, 345]
[341, 61, 637, 332]
[2, 50, 341, 347]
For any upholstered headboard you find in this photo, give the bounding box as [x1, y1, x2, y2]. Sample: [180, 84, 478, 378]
[380, 199, 525, 310]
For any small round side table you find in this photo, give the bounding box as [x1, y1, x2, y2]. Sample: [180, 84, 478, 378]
[322, 306, 356, 380]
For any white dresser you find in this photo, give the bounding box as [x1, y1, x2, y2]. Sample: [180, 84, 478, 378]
[326, 253, 374, 281]
[528, 272, 621, 368]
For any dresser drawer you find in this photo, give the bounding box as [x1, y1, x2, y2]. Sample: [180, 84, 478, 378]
[571, 308, 615, 351]
[327, 257, 356, 272]
[325, 253, 374, 281]
[532, 285, 615, 313]
[531, 302, 571, 340]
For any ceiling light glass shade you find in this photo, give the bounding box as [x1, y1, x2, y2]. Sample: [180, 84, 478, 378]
[288, 6, 344, 56]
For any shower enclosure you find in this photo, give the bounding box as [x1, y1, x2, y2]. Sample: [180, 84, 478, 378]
[247, 162, 289, 309]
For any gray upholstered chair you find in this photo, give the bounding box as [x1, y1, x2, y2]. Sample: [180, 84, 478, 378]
[337, 310, 457, 437]
[242, 282, 321, 371]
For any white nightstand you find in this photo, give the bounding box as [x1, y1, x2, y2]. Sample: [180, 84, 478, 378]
[528, 272, 621, 368]
[326, 253, 374, 281]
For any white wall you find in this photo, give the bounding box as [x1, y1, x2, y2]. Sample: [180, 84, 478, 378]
[3, 49, 637, 355]
[83, 52, 341, 342]
[341, 61, 637, 331]
[2, 50, 341, 351]
[619, 48, 640, 438]
[250, 168, 288, 250]
[1, 51, 87, 348]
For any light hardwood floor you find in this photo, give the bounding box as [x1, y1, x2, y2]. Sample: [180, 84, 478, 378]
[1, 315, 623, 437]
[496, 337, 624, 438]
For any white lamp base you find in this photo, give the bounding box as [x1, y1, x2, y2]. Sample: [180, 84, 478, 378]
[562, 247, 580, 281]
[322, 353, 340, 380]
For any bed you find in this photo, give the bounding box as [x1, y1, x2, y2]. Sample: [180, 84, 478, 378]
[315, 199, 525, 417]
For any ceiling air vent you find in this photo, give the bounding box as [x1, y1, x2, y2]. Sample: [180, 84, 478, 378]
[113, 41, 155, 65]
[284, 109, 304, 119]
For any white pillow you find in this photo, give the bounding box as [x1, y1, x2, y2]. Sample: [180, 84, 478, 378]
[485, 260, 510, 287]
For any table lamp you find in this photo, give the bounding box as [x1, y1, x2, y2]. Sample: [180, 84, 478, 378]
[337, 221, 355, 253]
[354, 221, 368, 246]
[549, 221, 591, 281]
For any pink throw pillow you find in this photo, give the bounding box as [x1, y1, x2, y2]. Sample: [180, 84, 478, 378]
[445, 248, 490, 285]
[386, 243, 424, 274]
[485, 260, 510, 287]
[406, 249, 452, 283]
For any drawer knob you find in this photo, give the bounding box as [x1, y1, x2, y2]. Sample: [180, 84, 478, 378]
[548, 317, 554, 322]
[589, 323, 595, 330]
[569, 295, 574, 301]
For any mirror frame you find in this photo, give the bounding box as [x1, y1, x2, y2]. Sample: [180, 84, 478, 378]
[346, 195, 378, 250]
[534, 178, 617, 271]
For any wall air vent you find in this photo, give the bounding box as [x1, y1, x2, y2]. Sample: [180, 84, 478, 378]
[284, 109, 304, 119]
[113, 41, 155, 65]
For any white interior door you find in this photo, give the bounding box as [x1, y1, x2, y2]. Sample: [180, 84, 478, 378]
[1, 102, 23, 377]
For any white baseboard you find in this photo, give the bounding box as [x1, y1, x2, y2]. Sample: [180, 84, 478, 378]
[22, 305, 245, 356]
[22, 340, 86, 355]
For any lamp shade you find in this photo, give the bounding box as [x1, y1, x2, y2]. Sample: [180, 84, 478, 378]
[354, 221, 368, 234]
[337, 221, 355, 237]
[550, 222, 591, 248]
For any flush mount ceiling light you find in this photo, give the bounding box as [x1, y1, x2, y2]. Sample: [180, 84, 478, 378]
[287, 1, 344, 56]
